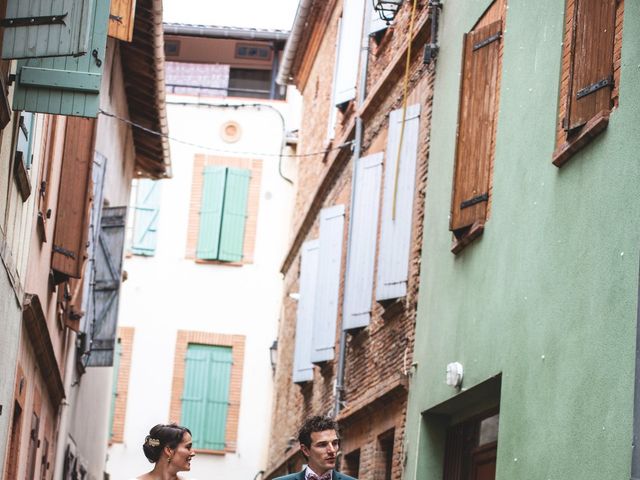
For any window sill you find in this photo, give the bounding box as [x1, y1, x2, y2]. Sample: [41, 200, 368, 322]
[451, 221, 484, 255]
[195, 258, 246, 267]
[13, 152, 31, 202]
[552, 110, 609, 168]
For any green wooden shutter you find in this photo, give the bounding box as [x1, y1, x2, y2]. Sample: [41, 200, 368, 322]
[197, 166, 226, 260]
[109, 338, 122, 439]
[11, 0, 109, 117]
[132, 179, 161, 256]
[181, 344, 233, 451]
[2, 0, 93, 59]
[218, 168, 250, 262]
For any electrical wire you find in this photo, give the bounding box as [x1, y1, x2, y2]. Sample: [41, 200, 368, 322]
[98, 109, 353, 159]
[391, 0, 419, 220]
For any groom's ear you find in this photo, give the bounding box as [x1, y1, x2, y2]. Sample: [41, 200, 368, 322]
[300, 443, 310, 458]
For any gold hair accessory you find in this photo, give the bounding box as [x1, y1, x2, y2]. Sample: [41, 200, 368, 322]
[146, 436, 160, 447]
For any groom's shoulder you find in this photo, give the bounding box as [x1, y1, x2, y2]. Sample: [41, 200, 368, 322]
[334, 471, 358, 480]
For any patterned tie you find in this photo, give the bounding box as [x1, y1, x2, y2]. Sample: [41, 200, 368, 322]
[307, 472, 332, 480]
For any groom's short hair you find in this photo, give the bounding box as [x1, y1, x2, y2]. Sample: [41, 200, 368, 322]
[298, 415, 339, 448]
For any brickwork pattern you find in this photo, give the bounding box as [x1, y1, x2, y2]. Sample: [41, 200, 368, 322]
[168, 330, 245, 454]
[110, 326, 135, 444]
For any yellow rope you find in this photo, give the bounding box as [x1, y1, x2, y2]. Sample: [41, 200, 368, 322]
[391, 0, 419, 220]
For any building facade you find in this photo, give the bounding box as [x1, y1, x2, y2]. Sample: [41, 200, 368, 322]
[0, 0, 170, 479]
[403, 0, 640, 479]
[106, 25, 301, 480]
[265, 1, 435, 480]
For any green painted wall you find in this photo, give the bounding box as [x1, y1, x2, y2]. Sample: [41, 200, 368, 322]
[405, 0, 640, 479]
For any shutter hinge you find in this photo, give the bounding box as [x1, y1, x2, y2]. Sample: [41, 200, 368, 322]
[0, 13, 67, 28]
[53, 245, 76, 259]
[576, 76, 613, 100]
[109, 14, 123, 24]
[460, 193, 489, 209]
[473, 31, 502, 51]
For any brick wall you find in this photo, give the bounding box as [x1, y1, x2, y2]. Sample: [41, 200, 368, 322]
[266, 1, 437, 479]
[111, 326, 135, 444]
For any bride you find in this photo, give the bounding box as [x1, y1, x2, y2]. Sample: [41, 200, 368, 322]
[132, 424, 195, 480]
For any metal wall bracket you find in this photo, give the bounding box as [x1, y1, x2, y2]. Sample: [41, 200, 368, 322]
[0, 13, 67, 28]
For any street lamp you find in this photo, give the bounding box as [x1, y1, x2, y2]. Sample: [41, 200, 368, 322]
[269, 340, 278, 372]
[372, 0, 404, 24]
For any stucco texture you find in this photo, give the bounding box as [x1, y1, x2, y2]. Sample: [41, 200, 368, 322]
[405, 0, 640, 479]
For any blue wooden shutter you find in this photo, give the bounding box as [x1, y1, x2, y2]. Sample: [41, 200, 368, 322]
[86, 206, 127, 367]
[376, 104, 421, 302]
[293, 240, 320, 383]
[16, 112, 36, 169]
[182, 344, 232, 451]
[109, 337, 122, 439]
[311, 205, 345, 364]
[2, 0, 93, 59]
[343, 153, 383, 331]
[333, 0, 366, 106]
[218, 168, 250, 262]
[11, 0, 109, 117]
[197, 166, 226, 260]
[132, 179, 161, 256]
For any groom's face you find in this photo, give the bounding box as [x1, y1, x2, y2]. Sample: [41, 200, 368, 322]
[302, 429, 340, 475]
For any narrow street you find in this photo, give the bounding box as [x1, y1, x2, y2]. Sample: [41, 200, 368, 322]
[0, 1, 638, 480]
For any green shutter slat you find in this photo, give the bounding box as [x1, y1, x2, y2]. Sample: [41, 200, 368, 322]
[109, 339, 122, 439]
[12, 0, 109, 117]
[182, 345, 233, 451]
[197, 166, 226, 260]
[132, 180, 161, 256]
[2, 0, 93, 59]
[19, 66, 101, 92]
[218, 168, 251, 262]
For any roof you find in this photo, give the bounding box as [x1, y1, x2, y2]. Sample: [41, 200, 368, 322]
[163, 22, 289, 42]
[120, 0, 172, 179]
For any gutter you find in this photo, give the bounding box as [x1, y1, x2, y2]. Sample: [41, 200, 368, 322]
[163, 23, 289, 42]
[276, 0, 314, 85]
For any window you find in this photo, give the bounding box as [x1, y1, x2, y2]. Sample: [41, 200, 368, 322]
[13, 111, 36, 201]
[449, 1, 504, 254]
[342, 449, 361, 478]
[228, 68, 282, 100]
[552, 0, 623, 167]
[187, 155, 262, 264]
[109, 327, 134, 444]
[169, 331, 245, 453]
[131, 179, 161, 256]
[375, 429, 395, 480]
[443, 410, 499, 480]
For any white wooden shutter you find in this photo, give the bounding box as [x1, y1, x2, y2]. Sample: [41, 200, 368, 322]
[333, 0, 366, 106]
[311, 205, 345, 363]
[293, 240, 320, 383]
[343, 153, 383, 331]
[376, 104, 421, 302]
[2, 0, 93, 59]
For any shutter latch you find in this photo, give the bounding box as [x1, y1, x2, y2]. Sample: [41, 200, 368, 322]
[461, 193, 489, 209]
[576, 76, 613, 100]
[0, 14, 67, 28]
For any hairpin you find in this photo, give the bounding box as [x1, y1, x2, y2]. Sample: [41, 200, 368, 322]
[146, 436, 160, 447]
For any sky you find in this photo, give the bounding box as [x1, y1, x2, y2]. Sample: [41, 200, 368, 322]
[162, 0, 300, 31]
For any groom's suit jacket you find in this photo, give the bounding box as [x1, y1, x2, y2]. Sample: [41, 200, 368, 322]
[274, 470, 357, 480]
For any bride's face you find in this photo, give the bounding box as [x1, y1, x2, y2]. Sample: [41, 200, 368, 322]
[171, 432, 195, 472]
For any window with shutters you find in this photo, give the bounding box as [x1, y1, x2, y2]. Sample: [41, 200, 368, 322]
[9, 0, 110, 118]
[293, 240, 319, 383]
[12, 111, 37, 201]
[131, 179, 161, 256]
[169, 331, 245, 454]
[187, 155, 262, 264]
[109, 327, 134, 444]
[449, 1, 505, 255]
[36, 116, 61, 242]
[552, 0, 624, 167]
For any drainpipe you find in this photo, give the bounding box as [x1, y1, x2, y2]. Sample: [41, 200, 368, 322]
[333, 0, 373, 417]
[276, 0, 314, 85]
[631, 256, 640, 480]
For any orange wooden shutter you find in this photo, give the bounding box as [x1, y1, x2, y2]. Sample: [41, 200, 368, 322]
[109, 0, 137, 42]
[450, 20, 502, 233]
[51, 117, 96, 279]
[566, 0, 616, 131]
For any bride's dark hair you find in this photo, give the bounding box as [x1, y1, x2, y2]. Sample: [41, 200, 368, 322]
[142, 423, 191, 463]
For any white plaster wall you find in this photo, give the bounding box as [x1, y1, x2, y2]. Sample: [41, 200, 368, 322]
[107, 92, 300, 480]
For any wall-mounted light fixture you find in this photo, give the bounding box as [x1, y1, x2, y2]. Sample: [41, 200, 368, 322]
[269, 340, 278, 372]
[372, 0, 404, 24]
[446, 362, 463, 388]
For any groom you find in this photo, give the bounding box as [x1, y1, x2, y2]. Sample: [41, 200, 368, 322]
[275, 415, 357, 480]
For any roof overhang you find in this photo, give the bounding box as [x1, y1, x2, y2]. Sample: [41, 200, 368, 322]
[163, 22, 289, 42]
[120, 0, 172, 179]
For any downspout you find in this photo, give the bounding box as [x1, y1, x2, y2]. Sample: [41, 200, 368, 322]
[631, 255, 640, 479]
[276, 0, 314, 85]
[333, 0, 372, 417]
